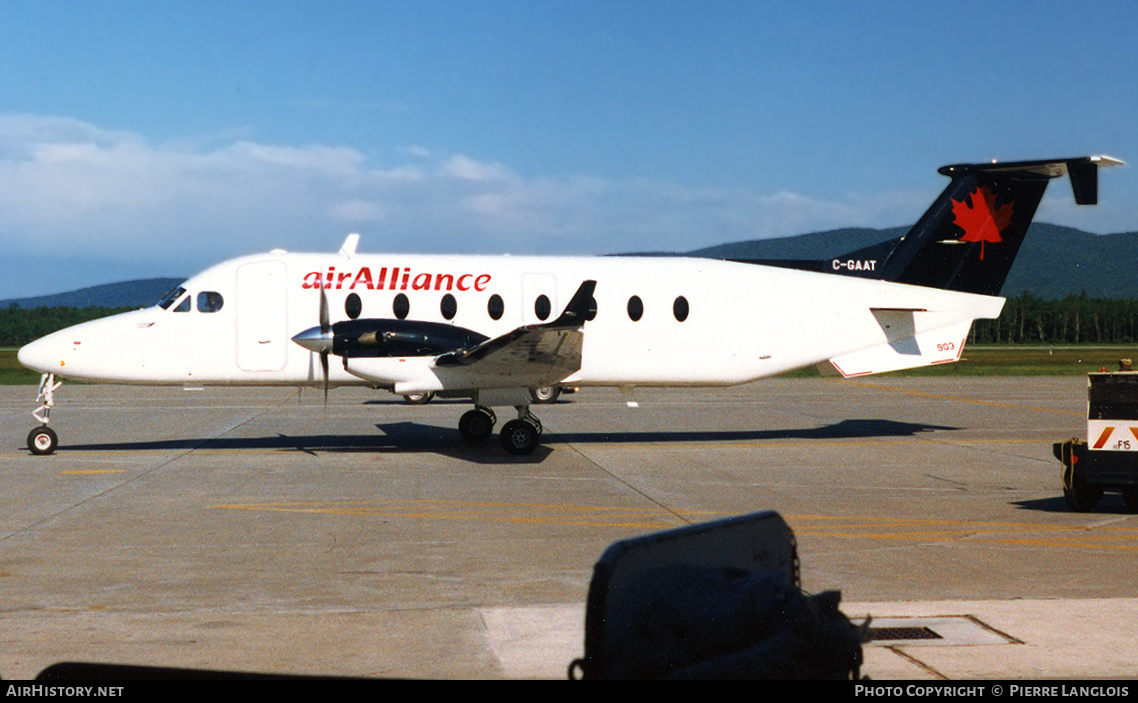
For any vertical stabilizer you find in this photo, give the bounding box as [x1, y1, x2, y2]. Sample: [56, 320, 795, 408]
[878, 156, 1122, 295]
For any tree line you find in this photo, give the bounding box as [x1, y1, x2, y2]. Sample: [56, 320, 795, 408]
[4, 293, 1138, 348]
[971, 293, 1138, 345]
[0, 305, 132, 347]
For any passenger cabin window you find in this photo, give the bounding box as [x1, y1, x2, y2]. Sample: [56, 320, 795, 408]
[627, 295, 643, 322]
[488, 294, 504, 320]
[197, 291, 224, 313]
[535, 295, 551, 321]
[440, 294, 457, 320]
[673, 296, 689, 322]
[345, 293, 362, 320]
[393, 293, 410, 320]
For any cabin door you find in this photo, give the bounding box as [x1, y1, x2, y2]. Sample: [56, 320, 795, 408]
[236, 261, 289, 371]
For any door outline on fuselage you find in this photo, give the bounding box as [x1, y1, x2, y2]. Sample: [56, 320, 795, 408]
[236, 260, 289, 372]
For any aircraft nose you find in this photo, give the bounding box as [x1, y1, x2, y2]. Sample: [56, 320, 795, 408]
[292, 326, 333, 354]
[17, 334, 64, 375]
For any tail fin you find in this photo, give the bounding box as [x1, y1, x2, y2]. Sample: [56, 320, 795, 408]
[878, 155, 1123, 295]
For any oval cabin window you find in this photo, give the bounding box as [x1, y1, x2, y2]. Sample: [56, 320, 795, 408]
[673, 296, 689, 322]
[393, 293, 410, 320]
[627, 295, 643, 322]
[535, 294, 551, 321]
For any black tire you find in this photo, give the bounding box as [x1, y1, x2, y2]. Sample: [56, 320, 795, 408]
[1063, 484, 1103, 512]
[500, 419, 539, 455]
[27, 426, 58, 456]
[1061, 451, 1102, 512]
[530, 386, 561, 404]
[402, 392, 434, 405]
[1122, 487, 1138, 513]
[459, 408, 495, 442]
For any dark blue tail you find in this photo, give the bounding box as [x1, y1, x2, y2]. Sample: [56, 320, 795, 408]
[752, 156, 1122, 296]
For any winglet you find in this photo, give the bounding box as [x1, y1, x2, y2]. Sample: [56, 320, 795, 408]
[434, 280, 596, 368]
[548, 280, 597, 329]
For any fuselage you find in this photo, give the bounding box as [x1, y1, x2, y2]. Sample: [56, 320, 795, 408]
[17, 249, 1002, 393]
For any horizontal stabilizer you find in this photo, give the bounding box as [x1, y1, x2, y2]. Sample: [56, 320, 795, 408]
[821, 319, 974, 378]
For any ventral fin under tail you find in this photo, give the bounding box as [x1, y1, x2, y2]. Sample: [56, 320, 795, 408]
[748, 155, 1123, 296]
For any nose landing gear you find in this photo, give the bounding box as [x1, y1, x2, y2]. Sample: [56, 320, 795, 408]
[27, 374, 62, 455]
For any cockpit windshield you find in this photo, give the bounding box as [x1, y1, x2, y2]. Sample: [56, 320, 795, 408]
[156, 286, 187, 310]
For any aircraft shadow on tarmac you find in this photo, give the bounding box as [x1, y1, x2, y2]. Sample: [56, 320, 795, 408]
[48, 417, 956, 465]
[1011, 494, 1135, 515]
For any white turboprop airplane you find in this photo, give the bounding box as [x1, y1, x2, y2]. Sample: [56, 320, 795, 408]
[18, 156, 1122, 455]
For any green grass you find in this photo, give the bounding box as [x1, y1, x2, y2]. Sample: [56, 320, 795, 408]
[5, 345, 1138, 386]
[899, 345, 1138, 377]
[0, 349, 40, 385]
[781, 345, 1138, 378]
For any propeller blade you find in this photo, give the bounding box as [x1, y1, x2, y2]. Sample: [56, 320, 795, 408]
[319, 282, 330, 334]
[320, 282, 330, 404]
[321, 349, 330, 405]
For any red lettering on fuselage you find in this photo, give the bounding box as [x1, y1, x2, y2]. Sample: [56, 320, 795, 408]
[302, 266, 492, 292]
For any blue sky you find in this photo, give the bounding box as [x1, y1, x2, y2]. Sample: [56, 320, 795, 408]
[1, 0, 1135, 298]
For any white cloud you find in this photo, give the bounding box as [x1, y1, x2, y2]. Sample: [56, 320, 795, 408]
[439, 154, 515, 183]
[7, 112, 1063, 298]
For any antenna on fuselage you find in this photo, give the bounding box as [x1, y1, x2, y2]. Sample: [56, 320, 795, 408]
[339, 233, 360, 259]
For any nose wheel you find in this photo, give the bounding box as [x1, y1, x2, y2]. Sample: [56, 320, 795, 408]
[27, 426, 59, 456]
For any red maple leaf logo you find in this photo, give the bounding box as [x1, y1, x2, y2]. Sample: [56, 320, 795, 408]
[952, 185, 1014, 261]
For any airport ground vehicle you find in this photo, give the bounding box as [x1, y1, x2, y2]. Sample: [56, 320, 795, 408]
[1053, 364, 1138, 511]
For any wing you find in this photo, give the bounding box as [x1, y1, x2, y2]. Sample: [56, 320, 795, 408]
[434, 280, 596, 387]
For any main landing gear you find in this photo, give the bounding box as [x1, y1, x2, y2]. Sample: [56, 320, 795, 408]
[458, 405, 544, 455]
[27, 374, 62, 455]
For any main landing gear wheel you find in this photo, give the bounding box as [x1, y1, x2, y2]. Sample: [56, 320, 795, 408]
[459, 407, 496, 442]
[27, 426, 58, 456]
[530, 386, 561, 404]
[500, 418, 540, 455]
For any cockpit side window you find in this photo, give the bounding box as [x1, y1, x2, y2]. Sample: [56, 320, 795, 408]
[173, 295, 191, 312]
[197, 291, 224, 313]
[157, 286, 187, 310]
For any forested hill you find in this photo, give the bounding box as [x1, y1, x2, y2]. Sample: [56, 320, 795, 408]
[3, 223, 1136, 306]
[0, 278, 183, 310]
[687, 223, 1138, 299]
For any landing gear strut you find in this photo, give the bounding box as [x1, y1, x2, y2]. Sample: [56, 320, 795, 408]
[27, 374, 62, 455]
